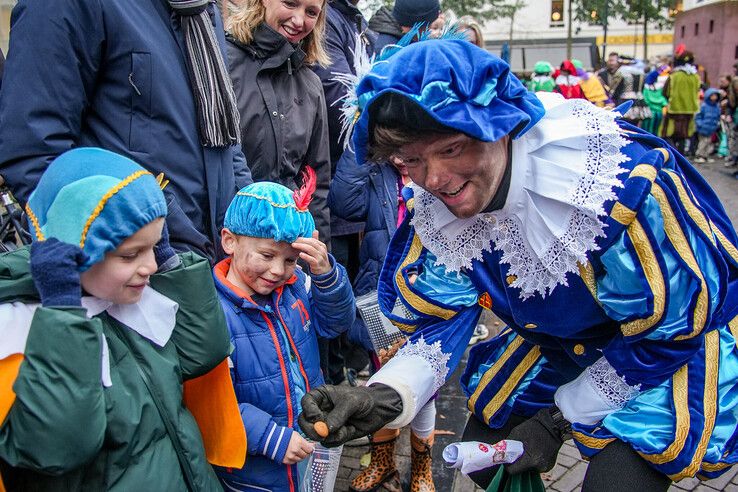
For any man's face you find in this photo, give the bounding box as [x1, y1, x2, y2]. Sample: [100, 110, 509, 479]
[395, 133, 509, 219]
[607, 55, 619, 72]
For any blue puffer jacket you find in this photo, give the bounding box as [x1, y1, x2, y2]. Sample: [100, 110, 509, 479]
[695, 88, 722, 136]
[329, 150, 400, 349]
[212, 257, 355, 492]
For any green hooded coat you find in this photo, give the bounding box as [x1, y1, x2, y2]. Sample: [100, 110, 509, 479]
[0, 249, 229, 491]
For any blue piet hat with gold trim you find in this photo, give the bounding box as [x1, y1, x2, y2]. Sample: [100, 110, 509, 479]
[26, 147, 167, 270]
[224, 168, 317, 243]
[346, 38, 546, 165]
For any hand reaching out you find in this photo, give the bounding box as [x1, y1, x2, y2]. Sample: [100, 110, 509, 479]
[283, 432, 315, 465]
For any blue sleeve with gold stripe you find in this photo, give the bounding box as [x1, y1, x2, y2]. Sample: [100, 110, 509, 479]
[597, 149, 729, 390]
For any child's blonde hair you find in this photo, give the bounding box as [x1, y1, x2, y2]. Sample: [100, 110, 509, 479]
[226, 0, 330, 67]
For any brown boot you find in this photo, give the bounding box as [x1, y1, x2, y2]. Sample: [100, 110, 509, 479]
[350, 428, 401, 492]
[410, 432, 435, 492]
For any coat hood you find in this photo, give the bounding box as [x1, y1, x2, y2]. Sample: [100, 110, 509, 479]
[704, 88, 720, 105]
[369, 6, 403, 38]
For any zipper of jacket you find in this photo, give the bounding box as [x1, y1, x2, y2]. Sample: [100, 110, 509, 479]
[259, 310, 297, 492]
[275, 290, 311, 393]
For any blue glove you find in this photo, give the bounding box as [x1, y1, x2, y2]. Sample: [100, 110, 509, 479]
[30, 239, 89, 307]
[154, 221, 178, 269]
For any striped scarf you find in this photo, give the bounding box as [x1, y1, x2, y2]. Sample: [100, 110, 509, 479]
[169, 0, 241, 147]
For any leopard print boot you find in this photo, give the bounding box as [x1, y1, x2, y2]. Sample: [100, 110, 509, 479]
[349, 428, 401, 492]
[410, 432, 435, 492]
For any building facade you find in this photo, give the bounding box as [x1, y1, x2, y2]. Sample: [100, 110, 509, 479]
[477, 0, 675, 72]
[673, 0, 738, 85]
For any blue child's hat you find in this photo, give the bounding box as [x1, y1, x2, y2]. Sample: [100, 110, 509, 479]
[26, 147, 167, 270]
[351, 39, 546, 165]
[224, 179, 316, 244]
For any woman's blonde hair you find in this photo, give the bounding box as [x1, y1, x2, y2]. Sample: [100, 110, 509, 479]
[457, 16, 484, 49]
[226, 0, 330, 67]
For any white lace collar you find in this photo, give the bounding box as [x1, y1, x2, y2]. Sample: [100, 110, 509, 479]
[81, 286, 179, 347]
[410, 93, 630, 299]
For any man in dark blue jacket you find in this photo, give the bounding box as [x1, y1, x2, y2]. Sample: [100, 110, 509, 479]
[0, 0, 252, 262]
[312, 0, 377, 385]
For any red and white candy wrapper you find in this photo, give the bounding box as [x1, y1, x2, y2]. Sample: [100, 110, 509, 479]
[442, 440, 524, 475]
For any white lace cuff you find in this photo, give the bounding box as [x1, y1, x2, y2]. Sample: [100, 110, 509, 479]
[554, 357, 641, 425]
[367, 337, 450, 428]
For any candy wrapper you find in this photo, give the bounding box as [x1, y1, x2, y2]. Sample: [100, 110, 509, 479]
[442, 440, 524, 475]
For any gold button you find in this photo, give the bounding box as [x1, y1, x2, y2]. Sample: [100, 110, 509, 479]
[524, 323, 537, 329]
[506, 275, 517, 285]
[573, 344, 585, 355]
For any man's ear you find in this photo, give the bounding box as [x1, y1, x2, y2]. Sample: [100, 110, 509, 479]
[221, 228, 237, 255]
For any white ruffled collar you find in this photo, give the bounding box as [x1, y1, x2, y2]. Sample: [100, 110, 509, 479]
[410, 93, 630, 299]
[1, 286, 179, 360]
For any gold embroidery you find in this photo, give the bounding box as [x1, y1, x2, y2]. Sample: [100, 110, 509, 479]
[638, 365, 689, 465]
[394, 234, 457, 322]
[652, 184, 708, 340]
[713, 226, 738, 264]
[621, 219, 666, 336]
[629, 164, 658, 182]
[663, 170, 716, 247]
[467, 335, 525, 411]
[572, 431, 616, 450]
[577, 261, 599, 302]
[611, 202, 637, 225]
[573, 344, 585, 355]
[24, 204, 45, 241]
[481, 346, 541, 422]
[670, 330, 720, 481]
[79, 170, 151, 248]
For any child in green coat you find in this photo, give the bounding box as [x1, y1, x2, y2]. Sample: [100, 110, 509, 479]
[0, 148, 245, 491]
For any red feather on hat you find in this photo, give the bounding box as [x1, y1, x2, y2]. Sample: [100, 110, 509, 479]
[293, 166, 317, 211]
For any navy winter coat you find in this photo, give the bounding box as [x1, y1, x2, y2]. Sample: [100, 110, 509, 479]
[329, 150, 399, 298]
[212, 257, 355, 492]
[312, 0, 376, 236]
[0, 0, 252, 261]
[695, 88, 722, 136]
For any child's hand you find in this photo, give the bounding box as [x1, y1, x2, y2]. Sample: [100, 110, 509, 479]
[283, 432, 315, 464]
[292, 231, 331, 275]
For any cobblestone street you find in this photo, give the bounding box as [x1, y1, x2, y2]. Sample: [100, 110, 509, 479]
[336, 156, 738, 491]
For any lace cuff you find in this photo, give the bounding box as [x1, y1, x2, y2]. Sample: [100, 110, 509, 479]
[585, 357, 641, 409]
[554, 356, 641, 425]
[367, 337, 451, 428]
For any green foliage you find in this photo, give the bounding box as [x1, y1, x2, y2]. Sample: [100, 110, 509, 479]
[443, 0, 526, 22]
[571, 0, 675, 29]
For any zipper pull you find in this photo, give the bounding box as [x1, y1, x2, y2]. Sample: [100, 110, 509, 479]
[287, 57, 293, 76]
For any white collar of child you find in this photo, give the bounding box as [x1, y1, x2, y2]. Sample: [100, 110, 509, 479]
[81, 286, 179, 347]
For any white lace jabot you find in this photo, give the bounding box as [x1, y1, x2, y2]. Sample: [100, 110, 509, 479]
[410, 93, 631, 299]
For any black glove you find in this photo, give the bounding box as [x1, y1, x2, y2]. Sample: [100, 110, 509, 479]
[505, 405, 572, 475]
[30, 238, 89, 307]
[299, 384, 403, 447]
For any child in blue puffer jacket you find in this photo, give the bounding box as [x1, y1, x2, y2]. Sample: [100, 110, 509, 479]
[213, 174, 356, 492]
[694, 88, 722, 162]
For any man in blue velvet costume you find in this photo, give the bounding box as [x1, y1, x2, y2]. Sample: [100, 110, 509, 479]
[300, 40, 738, 491]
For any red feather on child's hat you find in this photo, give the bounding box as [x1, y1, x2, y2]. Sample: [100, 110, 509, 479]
[293, 166, 317, 211]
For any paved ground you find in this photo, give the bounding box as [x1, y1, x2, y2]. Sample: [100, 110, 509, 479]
[336, 156, 738, 491]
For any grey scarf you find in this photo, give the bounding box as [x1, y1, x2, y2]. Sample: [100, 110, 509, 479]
[169, 0, 241, 147]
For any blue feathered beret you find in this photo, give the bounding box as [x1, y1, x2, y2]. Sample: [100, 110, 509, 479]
[352, 39, 546, 165]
